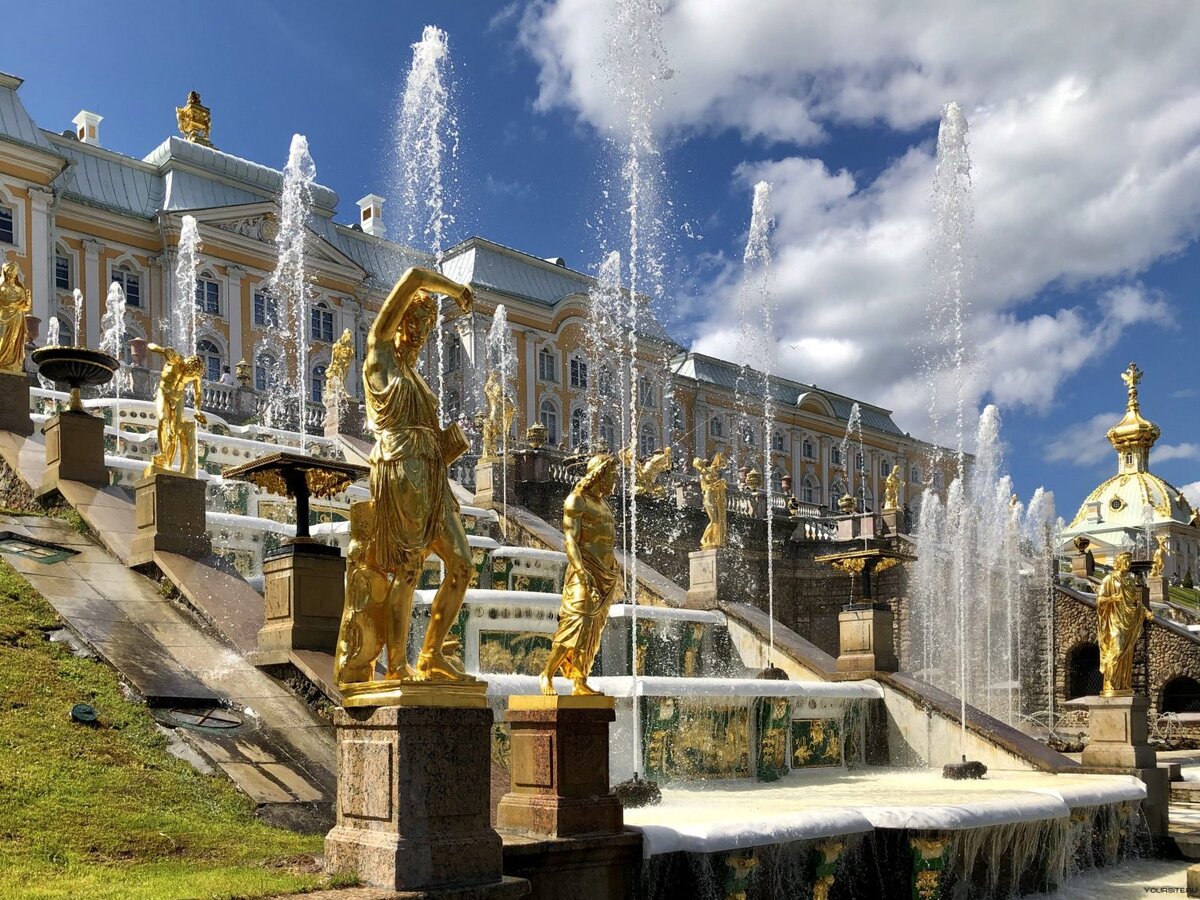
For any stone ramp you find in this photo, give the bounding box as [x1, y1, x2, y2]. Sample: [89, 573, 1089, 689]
[156, 550, 265, 655]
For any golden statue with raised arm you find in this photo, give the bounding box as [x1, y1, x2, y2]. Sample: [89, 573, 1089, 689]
[1150, 534, 1169, 579]
[480, 369, 514, 460]
[694, 451, 727, 550]
[145, 343, 207, 477]
[539, 453, 623, 696]
[620, 444, 673, 499]
[883, 464, 905, 512]
[1096, 551, 1154, 696]
[324, 328, 354, 402]
[332, 267, 474, 695]
[0, 261, 32, 374]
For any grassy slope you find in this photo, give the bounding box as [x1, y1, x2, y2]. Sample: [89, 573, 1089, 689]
[0, 557, 345, 900]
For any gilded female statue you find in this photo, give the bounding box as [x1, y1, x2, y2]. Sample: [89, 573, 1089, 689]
[145, 343, 207, 477]
[693, 451, 727, 549]
[883, 464, 904, 512]
[539, 453, 622, 696]
[0, 261, 32, 374]
[1149, 534, 1169, 579]
[480, 369, 514, 460]
[1096, 551, 1153, 695]
[333, 267, 474, 688]
[324, 328, 354, 402]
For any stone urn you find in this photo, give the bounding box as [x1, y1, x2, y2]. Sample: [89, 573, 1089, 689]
[24, 314, 40, 344]
[745, 468, 763, 492]
[780, 474, 792, 494]
[129, 336, 148, 367]
[526, 421, 548, 449]
[235, 357, 251, 386]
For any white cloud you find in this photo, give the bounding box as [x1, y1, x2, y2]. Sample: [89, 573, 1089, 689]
[1044, 412, 1121, 466]
[1154, 443, 1200, 464]
[518, 2, 1200, 437]
[1182, 481, 1200, 508]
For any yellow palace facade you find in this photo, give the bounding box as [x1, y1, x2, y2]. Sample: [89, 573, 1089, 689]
[0, 71, 947, 513]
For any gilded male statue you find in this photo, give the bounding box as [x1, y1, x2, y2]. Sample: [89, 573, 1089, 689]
[0, 261, 31, 374]
[333, 267, 474, 687]
[145, 343, 207, 477]
[883, 464, 905, 512]
[1150, 534, 1169, 579]
[693, 451, 727, 549]
[539, 453, 622, 696]
[480, 369, 514, 460]
[1096, 551, 1153, 696]
[324, 328, 354, 402]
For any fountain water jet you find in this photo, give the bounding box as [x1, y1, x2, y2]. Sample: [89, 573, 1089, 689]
[173, 215, 201, 356]
[99, 281, 129, 453]
[485, 305, 513, 535]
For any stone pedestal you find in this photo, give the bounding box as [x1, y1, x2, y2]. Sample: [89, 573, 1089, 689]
[1147, 575, 1169, 605]
[836, 603, 897, 674]
[257, 541, 345, 656]
[1071, 551, 1095, 580]
[129, 471, 212, 567]
[325, 705, 527, 897]
[0, 371, 32, 437]
[880, 508, 904, 536]
[497, 696, 623, 838]
[687, 547, 738, 610]
[836, 513, 877, 542]
[473, 458, 516, 510]
[37, 411, 106, 496]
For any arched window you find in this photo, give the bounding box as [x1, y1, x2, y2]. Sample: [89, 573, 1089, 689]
[709, 416, 724, 438]
[639, 423, 657, 454]
[255, 352, 277, 392]
[0, 202, 14, 245]
[570, 407, 589, 448]
[310, 301, 334, 342]
[311, 365, 326, 404]
[599, 415, 617, 451]
[196, 339, 221, 382]
[539, 399, 559, 444]
[772, 430, 786, 452]
[445, 333, 462, 372]
[1066, 643, 1101, 700]
[110, 264, 141, 307]
[801, 476, 818, 505]
[1162, 676, 1200, 714]
[195, 273, 220, 315]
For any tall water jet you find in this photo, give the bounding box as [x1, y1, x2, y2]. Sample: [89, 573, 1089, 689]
[71, 289, 83, 348]
[584, 251, 624, 448]
[485, 305, 513, 534]
[173, 215, 201, 356]
[38, 316, 61, 391]
[270, 134, 317, 433]
[99, 281, 129, 453]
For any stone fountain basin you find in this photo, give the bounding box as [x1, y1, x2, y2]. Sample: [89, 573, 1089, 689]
[31, 346, 118, 390]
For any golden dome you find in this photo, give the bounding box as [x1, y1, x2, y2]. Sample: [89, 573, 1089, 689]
[1068, 471, 1193, 529]
[1106, 362, 1160, 453]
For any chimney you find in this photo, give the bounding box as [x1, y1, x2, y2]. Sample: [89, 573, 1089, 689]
[71, 110, 103, 147]
[356, 194, 386, 238]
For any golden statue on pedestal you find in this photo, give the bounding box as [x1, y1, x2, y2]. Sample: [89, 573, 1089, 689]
[694, 451, 727, 550]
[620, 444, 672, 499]
[1097, 551, 1154, 696]
[324, 328, 354, 402]
[176, 91, 212, 147]
[539, 453, 622, 696]
[333, 267, 475, 697]
[145, 344, 207, 477]
[883, 464, 904, 512]
[1150, 534, 1169, 579]
[0, 261, 31, 374]
[480, 370, 514, 460]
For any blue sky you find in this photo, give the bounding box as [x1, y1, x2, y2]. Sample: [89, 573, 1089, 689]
[7, 0, 1200, 518]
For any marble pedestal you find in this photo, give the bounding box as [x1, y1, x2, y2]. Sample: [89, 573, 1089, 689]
[836, 513, 877, 542]
[0, 371, 32, 436]
[880, 508, 904, 536]
[1077, 694, 1169, 836]
[836, 603, 897, 674]
[473, 458, 516, 510]
[257, 541, 345, 655]
[325, 705, 527, 896]
[496, 696, 623, 838]
[129, 471, 212, 567]
[37, 411, 106, 496]
[1147, 575, 1169, 605]
[686, 547, 738, 610]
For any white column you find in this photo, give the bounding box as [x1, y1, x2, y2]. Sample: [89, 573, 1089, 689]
[790, 430, 800, 491]
[226, 265, 245, 367]
[523, 331, 536, 430]
[147, 254, 165, 344]
[28, 187, 52, 327]
[82, 239, 102, 348]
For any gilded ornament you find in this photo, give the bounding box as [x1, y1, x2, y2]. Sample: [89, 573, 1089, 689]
[1096, 551, 1153, 696]
[481, 369, 515, 460]
[176, 90, 212, 146]
[883, 464, 904, 512]
[0, 261, 31, 374]
[324, 328, 354, 403]
[332, 267, 476, 694]
[145, 343, 207, 477]
[694, 451, 728, 549]
[1149, 534, 1169, 579]
[620, 444, 672, 499]
[539, 453, 622, 696]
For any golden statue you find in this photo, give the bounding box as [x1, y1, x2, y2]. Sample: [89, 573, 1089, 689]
[480, 369, 514, 460]
[333, 267, 474, 693]
[0, 261, 31, 374]
[1096, 551, 1153, 696]
[539, 453, 622, 695]
[324, 328, 354, 402]
[145, 343, 207, 477]
[176, 90, 212, 146]
[693, 451, 727, 550]
[619, 444, 672, 499]
[1150, 534, 1169, 578]
[883, 464, 904, 512]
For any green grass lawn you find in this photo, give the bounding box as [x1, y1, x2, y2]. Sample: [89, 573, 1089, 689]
[0, 557, 349, 900]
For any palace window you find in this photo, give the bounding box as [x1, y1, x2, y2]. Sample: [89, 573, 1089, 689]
[639, 423, 657, 454]
[599, 415, 617, 450]
[255, 352, 277, 392]
[597, 366, 614, 396]
[445, 389, 461, 421]
[445, 333, 462, 372]
[709, 416, 725, 438]
[932, 471, 945, 490]
[880, 458, 890, 479]
[110, 265, 140, 307]
[638, 376, 655, 408]
[802, 438, 815, 460]
[196, 339, 221, 382]
[253, 291, 279, 328]
[538, 347, 558, 383]
[310, 302, 334, 342]
[195, 277, 220, 315]
[911, 465, 921, 484]
[55, 252, 72, 291]
[570, 356, 588, 389]
[0, 205, 13, 245]
[831, 479, 848, 504]
[772, 430, 786, 452]
[570, 407, 589, 448]
[830, 445, 842, 467]
[741, 425, 756, 448]
[539, 399, 559, 445]
[311, 365, 326, 404]
[801, 476, 818, 505]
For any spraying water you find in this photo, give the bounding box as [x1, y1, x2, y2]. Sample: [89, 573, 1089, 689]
[173, 215, 201, 355]
[71, 289, 83, 348]
[584, 252, 624, 447]
[485, 305, 513, 534]
[38, 316, 61, 391]
[270, 134, 317, 433]
[99, 281, 129, 453]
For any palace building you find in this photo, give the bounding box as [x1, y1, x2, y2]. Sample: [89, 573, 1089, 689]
[0, 70, 947, 513]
